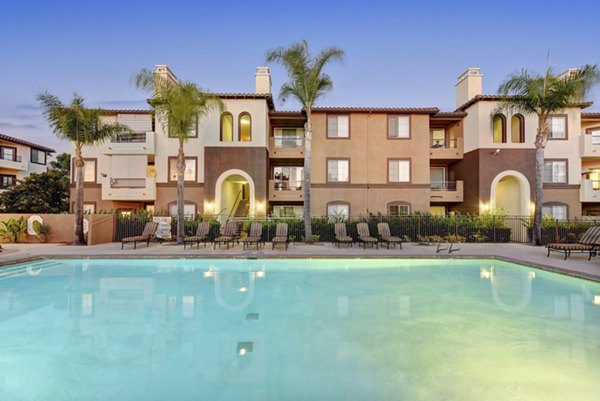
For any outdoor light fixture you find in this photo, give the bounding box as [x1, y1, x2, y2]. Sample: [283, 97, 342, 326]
[491, 149, 501, 155]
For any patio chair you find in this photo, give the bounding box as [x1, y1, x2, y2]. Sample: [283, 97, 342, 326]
[242, 222, 264, 250]
[213, 221, 237, 250]
[356, 222, 378, 249]
[334, 223, 353, 247]
[121, 222, 158, 250]
[272, 223, 289, 250]
[546, 226, 600, 260]
[184, 222, 210, 249]
[377, 222, 403, 249]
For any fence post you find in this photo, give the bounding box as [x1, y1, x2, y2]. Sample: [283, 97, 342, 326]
[493, 215, 496, 242]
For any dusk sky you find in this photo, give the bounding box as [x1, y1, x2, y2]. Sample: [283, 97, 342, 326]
[1, 0, 599, 154]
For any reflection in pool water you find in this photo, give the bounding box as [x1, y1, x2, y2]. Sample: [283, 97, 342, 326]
[0, 258, 599, 401]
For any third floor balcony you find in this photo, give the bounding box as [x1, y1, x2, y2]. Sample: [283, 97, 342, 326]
[429, 137, 463, 160]
[269, 128, 305, 159]
[104, 132, 155, 155]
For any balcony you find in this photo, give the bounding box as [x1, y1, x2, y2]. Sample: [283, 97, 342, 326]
[579, 134, 600, 158]
[104, 132, 155, 155]
[269, 136, 304, 159]
[102, 177, 156, 201]
[430, 180, 464, 203]
[0, 154, 27, 171]
[429, 138, 463, 160]
[268, 179, 304, 202]
[580, 179, 600, 202]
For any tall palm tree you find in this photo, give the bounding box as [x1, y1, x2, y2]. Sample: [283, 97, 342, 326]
[37, 93, 130, 245]
[497, 64, 599, 245]
[135, 68, 223, 244]
[266, 40, 344, 243]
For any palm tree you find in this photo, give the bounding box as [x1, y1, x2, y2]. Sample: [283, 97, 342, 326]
[497, 65, 600, 245]
[266, 40, 344, 243]
[37, 93, 130, 245]
[135, 68, 223, 244]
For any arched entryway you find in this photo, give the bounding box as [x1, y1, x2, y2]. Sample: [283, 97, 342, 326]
[490, 170, 531, 216]
[215, 169, 255, 218]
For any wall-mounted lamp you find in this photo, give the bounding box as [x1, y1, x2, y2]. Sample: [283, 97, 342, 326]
[491, 149, 501, 156]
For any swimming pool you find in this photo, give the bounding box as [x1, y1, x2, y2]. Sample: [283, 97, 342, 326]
[0, 258, 599, 401]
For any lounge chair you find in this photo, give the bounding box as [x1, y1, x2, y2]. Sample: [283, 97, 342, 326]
[184, 222, 210, 249]
[546, 226, 600, 260]
[213, 221, 237, 250]
[334, 223, 353, 247]
[121, 222, 158, 250]
[356, 222, 378, 249]
[242, 222, 264, 250]
[377, 222, 403, 249]
[272, 223, 289, 250]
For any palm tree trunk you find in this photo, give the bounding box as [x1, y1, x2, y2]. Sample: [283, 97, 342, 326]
[532, 115, 548, 246]
[176, 139, 185, 244]
[303, 110, 313, 243]
[73, 146, 85, 245]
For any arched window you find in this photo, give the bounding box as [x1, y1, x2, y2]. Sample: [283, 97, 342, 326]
[220, 112, 233, 142]
[493, 114, 506, 143]
[511, 114, 524, 143]
[239, 113, 252, 142]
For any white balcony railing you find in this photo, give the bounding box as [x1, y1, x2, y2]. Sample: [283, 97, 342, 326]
[580, 134, 600, 158]
[104, 132, 155, 155]
[581, 179, 600, 202]
[102, 176, 156, 201]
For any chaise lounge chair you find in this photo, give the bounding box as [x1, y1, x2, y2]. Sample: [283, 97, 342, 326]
[121, 222, 158, 250]
[242, 222, 264, 250]
[213, 221, 237, 250]
[184, 222, 210, 249]
[272, 223, 289, 250]
[546, 226, 600, 260]
[334, 223, 354, 247]
[356, 222, 379, 249]
[377, 222, 403, 249]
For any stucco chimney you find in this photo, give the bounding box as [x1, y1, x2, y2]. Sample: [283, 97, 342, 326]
[255, 67, 272, 94]
[455, 68, 482, 108]
[154, 65, 178, 84]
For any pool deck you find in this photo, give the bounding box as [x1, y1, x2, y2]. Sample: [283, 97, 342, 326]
[1, 241, 599, 281]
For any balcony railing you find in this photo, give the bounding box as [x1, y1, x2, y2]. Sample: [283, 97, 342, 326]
[269, 179, 303, 201]
[272, 179, 303, 191]
[430, 180, 464, 203]
[0, 154, 22, 162]
[581, 179, 600, 202]
[430, 138, 457, 149]
[273, 135, 303, 148]
[431, 181, 457, 191]
[110, 178, 146, 188]
[103, 177, 156, 201]
[111, 132, 147, 143]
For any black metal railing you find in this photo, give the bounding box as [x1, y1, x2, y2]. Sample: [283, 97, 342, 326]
[110, 178, 146, 188]
[273, 135, 303, 147]
[430, 138, 457, 149]
[111, 132, 147, 143]
[431, 181, 457, 191]
[272, 179, 302, 191]
[0, 154, 22, 162]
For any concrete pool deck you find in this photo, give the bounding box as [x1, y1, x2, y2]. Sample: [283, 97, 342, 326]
[1, 241, 599, 281]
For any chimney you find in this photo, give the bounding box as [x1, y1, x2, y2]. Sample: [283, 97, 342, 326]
[455, 68, 482, 108]
[255, 67, 272, 94]
[557, 68, 579, 80]
[154, 65, 178, 84]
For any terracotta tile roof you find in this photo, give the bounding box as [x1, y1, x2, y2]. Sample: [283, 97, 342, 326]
[311, 106, 440, 114]
[456, 95, 593, 111]
[582, 112, 600, 119]
[431, 112, 467, 119]
[0, 133, 55, 153]
[269, 111, 305, 117]
[101, 109, 152, 114]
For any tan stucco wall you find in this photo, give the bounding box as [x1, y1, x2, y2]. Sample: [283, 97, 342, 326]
[542, 188, 582, 218]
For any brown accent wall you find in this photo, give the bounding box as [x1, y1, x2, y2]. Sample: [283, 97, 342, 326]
[204, 147, 269, 213]
[543, 187, 581, 218]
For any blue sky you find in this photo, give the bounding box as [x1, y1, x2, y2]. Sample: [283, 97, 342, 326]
[1, 0, 599, 153]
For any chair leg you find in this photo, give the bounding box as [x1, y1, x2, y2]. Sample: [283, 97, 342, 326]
[547, 248, 550, 257]
[121, 242, 124, 250]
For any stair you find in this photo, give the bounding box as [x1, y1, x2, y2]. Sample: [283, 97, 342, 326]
[234, 199, 249, 217]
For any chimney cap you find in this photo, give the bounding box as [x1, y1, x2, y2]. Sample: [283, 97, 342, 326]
[154, 64, 178, 80]
[255, 66, 271, 75]
[455, 68, 482, 85]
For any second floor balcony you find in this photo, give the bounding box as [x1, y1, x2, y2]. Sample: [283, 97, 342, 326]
[580, 134, 600, 159]
[0, 154, 27, 171]
[104, 132, 155, 155]
[429, 137, 463, 160]
[102, 177, 156, 201]
[268, 179, 304, 202]
[430, 180, 464, 203]
[581, 179, 600, 202]
[269, 136, 305, 159]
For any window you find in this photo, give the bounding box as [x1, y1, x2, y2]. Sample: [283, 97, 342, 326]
[169, 203, 197, 217]
[0, 174, 16, 189]
[239, 113, 252, 142]
[548, 116, 567, 139]
[542, 204, 567, 220]
[273, 127, 304, 147]
[31, 148, 47, 165]
[327, 159, 349, 182]
[83, 160, 96, 182]
[388, 203, 410, 216]
[327, 203, 349, 219]
[544, 160, 567, 183]
[327, 115, 349, 138]
[430, 129, 446, 148]
[591, 129, 600, 145]
[0, 146, 16, 161]
[511, 114, 524, 143]
[169, 158, 197, 181]
[273, 166, 303, 190]
[83, 204, 95, 214]
[220, 113, 233, 142]
[430, 206, 446, 216]
[492, 114, 506, 143]
[388, 160, 410, 182]
[388, 116, 410, 139]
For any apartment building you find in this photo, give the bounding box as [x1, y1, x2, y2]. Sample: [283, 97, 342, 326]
[72, 65, 599, 219]
[0, 133, 55, 191]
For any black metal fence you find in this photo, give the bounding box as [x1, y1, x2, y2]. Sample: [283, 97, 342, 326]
[114, 214, 600, 245]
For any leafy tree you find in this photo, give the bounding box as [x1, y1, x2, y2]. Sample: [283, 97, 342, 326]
[0, 152, 71, 214]
[266, 40, 344, 242]
[135, 68, 223, 244]
[37, 94, 130, 245]
[497, 65, 600, 245]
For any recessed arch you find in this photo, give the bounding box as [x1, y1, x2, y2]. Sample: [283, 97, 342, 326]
[214, 169, 255, 217]
[220, 112, 233, 142]
[492, 114, 506, 143]
[238, 112, 252, 142]
[511, 114, 525, 143]
[489, 170, 531, 216]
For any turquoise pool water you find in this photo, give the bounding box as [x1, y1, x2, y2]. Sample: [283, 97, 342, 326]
[0, 258, 599, 401]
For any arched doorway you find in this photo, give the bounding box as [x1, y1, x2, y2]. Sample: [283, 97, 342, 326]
[490, 170, 531, 216]
[215, 169, 255, 218]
